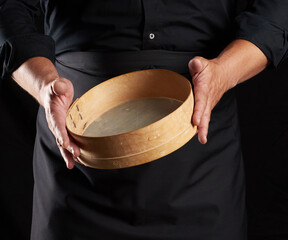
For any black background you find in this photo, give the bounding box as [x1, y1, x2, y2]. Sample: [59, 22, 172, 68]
[237, 62, 288, 240]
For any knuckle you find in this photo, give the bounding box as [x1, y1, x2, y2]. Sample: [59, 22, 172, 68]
[203, 111, 211, 119]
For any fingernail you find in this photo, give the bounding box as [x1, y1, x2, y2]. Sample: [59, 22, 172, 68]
[67, 146, 74, 156]
[57, 138, 63, 146]
[67, 162, 73, 169]
[203, 136, 207, 143]
[73, 156, 80, 163]
[198, 135, 207, 144]
[64, 158, 69, 168]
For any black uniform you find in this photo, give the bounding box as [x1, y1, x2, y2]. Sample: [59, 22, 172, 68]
[1, 1, 288, 239]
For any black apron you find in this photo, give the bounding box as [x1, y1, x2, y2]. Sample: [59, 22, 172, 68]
[31, 50, 246, 240]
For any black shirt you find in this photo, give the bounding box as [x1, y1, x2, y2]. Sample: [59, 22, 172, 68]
[0, 0, 288, 78]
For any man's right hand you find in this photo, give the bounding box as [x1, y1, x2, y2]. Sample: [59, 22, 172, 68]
[12, 57, 80, 169]
[41, 77, 80, 169]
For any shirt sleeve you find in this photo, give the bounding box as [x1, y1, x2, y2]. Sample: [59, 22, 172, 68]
[235, 0, 288, 67]
[0, 0, 55, 79]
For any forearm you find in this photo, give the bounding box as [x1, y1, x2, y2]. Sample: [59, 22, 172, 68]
[11, 57, 59, 107]
[212, 39, 269, 90]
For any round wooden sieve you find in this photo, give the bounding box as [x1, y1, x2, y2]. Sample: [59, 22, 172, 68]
[66, 69, 197, 169]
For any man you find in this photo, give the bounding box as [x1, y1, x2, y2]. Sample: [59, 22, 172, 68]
[1, 0, 288, 239]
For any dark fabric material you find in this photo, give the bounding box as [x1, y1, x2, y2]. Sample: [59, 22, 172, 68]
[0, 0, 54, 78]
[0, 0, 40, 44]
[55, 50, 205, 77]
[1, 0, 288, 78]
[30, 51, 246, 240]
[235, 12, 288, 67]
[0, 34, 55, 78]
[40, 0, 236, 54]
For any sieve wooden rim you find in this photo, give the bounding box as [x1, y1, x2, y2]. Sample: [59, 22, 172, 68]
[66, 69, 197, 169]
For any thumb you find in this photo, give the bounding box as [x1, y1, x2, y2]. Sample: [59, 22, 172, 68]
[188, 57, 206, 78]
[51, 78, 70, 96]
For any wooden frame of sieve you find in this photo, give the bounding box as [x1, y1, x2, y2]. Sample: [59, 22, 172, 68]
[66, 69, 197, 169]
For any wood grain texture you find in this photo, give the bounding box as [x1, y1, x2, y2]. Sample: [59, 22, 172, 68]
[66, 69, 197, 169]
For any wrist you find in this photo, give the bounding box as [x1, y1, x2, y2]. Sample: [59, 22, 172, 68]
[214, 39, 269, 87]
[12, 57, 59, 107]
[39, 78, 59, 108]
[209, 57, 237, 93]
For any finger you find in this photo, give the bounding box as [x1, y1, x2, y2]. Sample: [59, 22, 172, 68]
[189, 57, 209, 126]
[188, 57, 204, 77]
[197, 106, 211, 144]
[192, 85, 208, 127]
[50, 78, 74, 105]
[67, 136, 81, 157]
[55, 127, 80, 157]
[56, 136, 81, 164]
[59, 146, 76, 169]
[53, 116, 70, 148]
[192, 73, 211, 127]
[47, 96, 75, 151]
[51, 78, 70, 96]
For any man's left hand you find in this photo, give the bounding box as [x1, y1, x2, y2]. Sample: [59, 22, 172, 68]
[188, 56, 232, 144]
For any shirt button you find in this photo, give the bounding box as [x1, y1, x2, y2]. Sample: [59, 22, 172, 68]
[149, 33, 155, 40]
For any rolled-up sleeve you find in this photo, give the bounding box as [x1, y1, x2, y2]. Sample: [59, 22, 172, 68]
[235, 0, 288, 67]
[0, 0, 55, 78]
